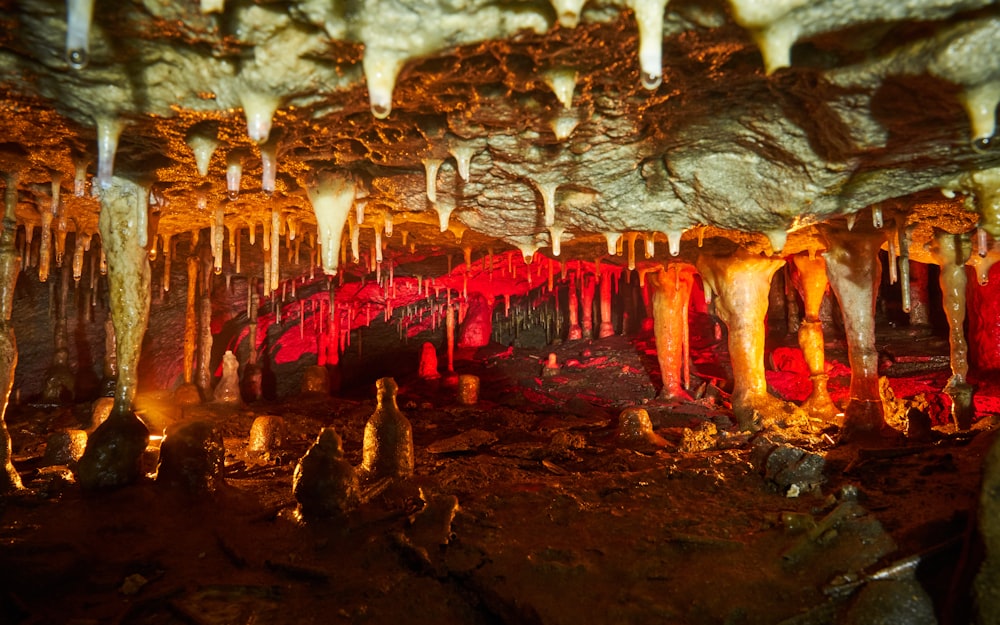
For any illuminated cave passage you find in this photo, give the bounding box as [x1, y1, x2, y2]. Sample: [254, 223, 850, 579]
[2, 1, 1000, 623]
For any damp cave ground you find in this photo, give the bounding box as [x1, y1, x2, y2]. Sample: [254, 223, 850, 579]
[0, 325, 996, 625]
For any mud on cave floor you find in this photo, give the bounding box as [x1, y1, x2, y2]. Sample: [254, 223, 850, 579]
[0, 329, 997, 625]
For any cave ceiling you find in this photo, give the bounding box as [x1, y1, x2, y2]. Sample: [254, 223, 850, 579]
[1, 0, 999, 273]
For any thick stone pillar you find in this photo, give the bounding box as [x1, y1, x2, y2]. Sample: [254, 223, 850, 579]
[581, 272, 595, 338]
[76, 177, 150, 490]
[791, 254, 838, 419]
[650, 263, 696, 400]
[935, 231, 975, 430]
[598, 268, 615, 338]
[0, 174, 23, 492]
[822, 226, 888, 441]
[696, 248, 785, 430]
[567, 275, 582, 340]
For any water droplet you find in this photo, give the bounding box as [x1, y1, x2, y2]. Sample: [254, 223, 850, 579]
[371, 102, 390, 119]
[641, 72, 662, 90]
[262, 188, 274, 198]
[66, 48, 88, 70]
[972, 136, 993, 154]
[227, 190, 239, 201]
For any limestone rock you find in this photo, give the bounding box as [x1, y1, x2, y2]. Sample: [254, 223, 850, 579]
[43, 429, 88, 466]
[248, 415, 286, 456]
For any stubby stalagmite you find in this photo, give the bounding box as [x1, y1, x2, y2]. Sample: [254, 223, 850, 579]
[360, 377, 414, 481]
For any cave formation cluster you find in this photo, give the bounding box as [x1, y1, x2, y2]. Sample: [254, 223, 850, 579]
[0, 2, 999, 482]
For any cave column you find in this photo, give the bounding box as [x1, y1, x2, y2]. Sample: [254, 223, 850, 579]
[598, 268, 615, 338]
[908, 261, 932, 327]
[173, 255, 202, 404]
[650, 263, 696, 400]
[935, 230, 975, 430]
[0, 174, 23, 491]
[76, 176, 150, 490]
[696, 248, 785, 429]
[790, 254, 838, 419]
[196, 239, 213, 395]
[567, 274, 581, 340]
[822, 226, 888, 441]
[581, 272, 595, 338]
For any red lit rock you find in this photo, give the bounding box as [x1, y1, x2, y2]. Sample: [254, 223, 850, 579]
[968, 262, 1000, 370]
[457, 293, 493, 348]
[418, 342, 440, 380]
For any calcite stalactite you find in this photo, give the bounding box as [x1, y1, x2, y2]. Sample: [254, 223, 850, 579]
[935, 231, 975, 430]
[0, 179, 23, 492]
[790, 254, 838, 419]
[649, 264, 696, 400]
[822, 226, 888, 441]
[696, 248, 785, 429]
[76, 177, 150, 490]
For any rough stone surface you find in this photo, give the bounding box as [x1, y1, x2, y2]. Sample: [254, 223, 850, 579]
[248, 415, 285, 456]
[156, 420, 225, 493]
[292, 427, 360, 519]
[844, 579, 938, 625]
[42, 429, 88, 466]
[750, 436, 826, 495]
[74, 412, 149, 491]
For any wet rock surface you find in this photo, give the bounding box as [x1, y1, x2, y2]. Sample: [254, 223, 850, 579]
[0, 328, 992, 623]
[156, 420, 226, 493]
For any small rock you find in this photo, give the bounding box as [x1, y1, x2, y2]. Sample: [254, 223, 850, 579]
[678, 422, 717, 453]
[750, 436, 825, 495]
[75, 412, 149, 491]
[427, 429, 497, 454]
[618, 407, 667, 448]
[293, 428, 360, 518]
[248, 415, 285, 456]
[156, 421, 225, 493]
[43, 430, 88, 466]
[300, 365, 330, 394]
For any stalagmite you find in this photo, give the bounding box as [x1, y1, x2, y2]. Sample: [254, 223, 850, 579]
[95, 116, 125, 190]
[76, 177, 151, 490]
[226, 148, 246, 201]
[186, 126, 219, 177]
[790, 254, 838, 419]
[650, 265, 696, 400]
[935, 230, 975, 430]
[567, 275, 582, 340]
[822, 226, 889, 441]
[544, 68, 578, 109]
[0, 174, 22, 491]
[65, 0, 95, 69]
[628, 0, 668, 89]
[239, 90, 279, 145]
[360, 378, 414, 480]
[307, 171, 355, 275]
[696, 248, 786, 429]
[423, 158, 442, 203]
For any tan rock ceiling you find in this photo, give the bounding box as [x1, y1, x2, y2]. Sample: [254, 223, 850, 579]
[1, 0, 999, 270]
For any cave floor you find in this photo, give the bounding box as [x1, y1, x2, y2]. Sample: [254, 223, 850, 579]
[1, 327, 997, 625]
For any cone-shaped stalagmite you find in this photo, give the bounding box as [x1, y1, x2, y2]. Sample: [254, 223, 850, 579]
[650, 264, 696, 400]
[696, 248, 785, 430]
[76, 177, 150, 490]
[361, 377, 413, 480]
[0, 176, 23, 492]
[293, 427, 360, 518]
[822, 226, 889, 441]
[790, 254, 838, 419]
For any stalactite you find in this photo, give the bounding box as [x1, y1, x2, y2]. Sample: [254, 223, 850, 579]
[307, 171, 355, 275]
[260, 135, 279, 196]
[270, 210, 280, 292]
[533, 180, 559, 227]
[650, 264, 696, 400]
[696, 248, 786, 430]
[73, 153, 89, 197]
[899, 226, 911, 313]
[65, 0, 94, 69]
[212, 208, 224, 274]
[423, 158, 442, 203]
[625, 232, 638, 270]
[186, 125, 219, 177]
[822, 226, 888, 441]
[790, 254, 838, 419]
[95, 116, 125, 191]
[226, 148, 246, 201]
[936, 230, 975, 430]
[446, 305, 456, 373]
[38, 209, 52, 282]
[75, 177, 151, 490]
[72, 232, 91, 282]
